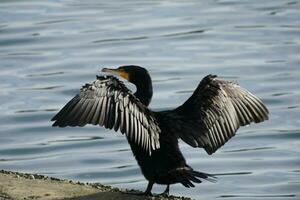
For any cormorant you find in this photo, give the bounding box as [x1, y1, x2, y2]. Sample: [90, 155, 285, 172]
[51, 65, 269, 195]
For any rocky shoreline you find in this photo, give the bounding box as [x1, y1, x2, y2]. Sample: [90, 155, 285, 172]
[0, 170, 191, 200]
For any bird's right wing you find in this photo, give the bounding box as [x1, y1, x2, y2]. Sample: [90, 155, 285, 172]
[158, 75, 268, 155]
[51, 75, 160, 155]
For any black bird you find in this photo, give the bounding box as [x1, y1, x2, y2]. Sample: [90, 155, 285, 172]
[51, 65, 269, 195]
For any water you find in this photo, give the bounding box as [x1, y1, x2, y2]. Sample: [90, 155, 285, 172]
[1, 0, 300, 199]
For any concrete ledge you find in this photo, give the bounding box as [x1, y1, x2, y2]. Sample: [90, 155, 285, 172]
[0, 170, 191, 200]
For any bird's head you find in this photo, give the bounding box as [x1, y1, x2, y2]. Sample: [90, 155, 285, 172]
[102, 65, 150, 85]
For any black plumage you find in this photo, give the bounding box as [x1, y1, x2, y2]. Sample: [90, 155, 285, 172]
[51, 65, 269, 195]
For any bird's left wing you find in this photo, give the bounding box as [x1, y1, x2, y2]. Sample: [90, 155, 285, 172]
[156, 75, 268, 155]
[51, 75, 160, 154]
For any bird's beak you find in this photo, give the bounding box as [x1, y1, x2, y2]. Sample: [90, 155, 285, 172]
[101, 68, 129, 80]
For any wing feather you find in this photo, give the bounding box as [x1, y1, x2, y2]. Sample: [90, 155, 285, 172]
[52, 76, 160, 154]
[113, 101, 120, 131]
[156, 75, 268, 154]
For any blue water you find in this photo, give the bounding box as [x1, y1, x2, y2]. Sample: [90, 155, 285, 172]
[1, 0, 300, 199]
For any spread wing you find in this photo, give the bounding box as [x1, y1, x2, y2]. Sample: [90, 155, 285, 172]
[158, 75, 269, 155]
[51, 75, 160, 154]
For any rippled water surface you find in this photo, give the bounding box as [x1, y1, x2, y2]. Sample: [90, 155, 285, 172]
[1, 0, 300, 199]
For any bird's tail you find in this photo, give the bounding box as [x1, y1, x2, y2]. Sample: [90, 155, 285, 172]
[169, 167, 217, 188]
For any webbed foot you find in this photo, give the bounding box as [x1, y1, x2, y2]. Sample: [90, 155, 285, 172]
[159, 184, 170, 197]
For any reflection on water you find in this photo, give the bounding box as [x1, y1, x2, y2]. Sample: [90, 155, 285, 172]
[0, 0, 300, 199]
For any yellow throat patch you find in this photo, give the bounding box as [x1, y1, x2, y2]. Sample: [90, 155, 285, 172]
[117, 70, 130, 80]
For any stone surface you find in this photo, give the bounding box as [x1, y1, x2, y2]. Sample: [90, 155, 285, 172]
[0, 170, 191, 200]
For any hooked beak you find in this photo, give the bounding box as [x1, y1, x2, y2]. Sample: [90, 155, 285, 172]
[101, 67, 129, 80]
[102, 67, 118, 74]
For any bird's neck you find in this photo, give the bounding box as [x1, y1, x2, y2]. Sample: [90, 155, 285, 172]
[134, 79, 153, 107]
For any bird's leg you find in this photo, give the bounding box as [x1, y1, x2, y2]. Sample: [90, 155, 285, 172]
[123, 181, 154, 196]
[160, 184, 170, 196]
[143, 181, 154, 196]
